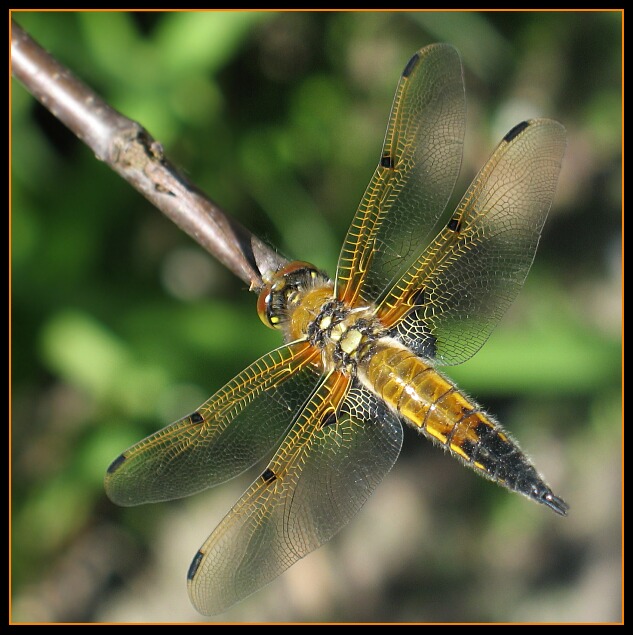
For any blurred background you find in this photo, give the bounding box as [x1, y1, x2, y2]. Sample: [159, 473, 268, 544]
[11, 10, 621, 623]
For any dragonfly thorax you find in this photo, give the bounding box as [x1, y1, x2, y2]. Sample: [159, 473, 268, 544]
[306, 300, 385, 375]
[258, 260, 386, 375]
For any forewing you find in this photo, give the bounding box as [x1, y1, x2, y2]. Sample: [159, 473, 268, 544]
[105, 341, 321, 506]
[187, 375, 403, 615]
[379, 119, 566, 365]
[335, 43, 466, 306]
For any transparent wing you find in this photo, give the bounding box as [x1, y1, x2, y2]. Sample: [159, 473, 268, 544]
[335, 43, 466, 306]
[378, 119, 566, 365]
[187, 374, 403, 615]
[105, 341, 321, 506]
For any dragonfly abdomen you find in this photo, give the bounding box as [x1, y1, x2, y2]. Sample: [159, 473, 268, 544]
[361, 340, 493, 456]
[360, 339, 568, 515]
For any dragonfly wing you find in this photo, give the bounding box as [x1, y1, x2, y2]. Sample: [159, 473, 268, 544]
[335, 43, 466, 306]
[187, 374, 403, 615]
[105, 341, 321, 506]
[379, 119, 566, 366]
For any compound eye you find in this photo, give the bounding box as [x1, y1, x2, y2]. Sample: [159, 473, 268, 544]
[257, 285, 281, 329]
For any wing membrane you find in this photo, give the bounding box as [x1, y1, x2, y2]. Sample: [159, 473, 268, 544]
[187, 375, 403, 615]
[105, 341, 321, 506]
[335, 43, 466, 306]
[379, 119, 566, 365]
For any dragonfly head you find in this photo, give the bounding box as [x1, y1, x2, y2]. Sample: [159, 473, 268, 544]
[257, 261, 331, 332]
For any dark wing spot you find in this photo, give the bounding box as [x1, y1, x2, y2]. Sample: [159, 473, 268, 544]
[447, 217, 461, 232]
[380, 154, 394, 169]
[261, 468, 277, 483]
[402, 52, 421, 78]
[503, 120, 530, 143]
[190, 411, 204, 425]
[106, 453, 127, 474]
[187, 550, 204, 580]
[320, 412, 338, 429]
[409, 287, 426, 306]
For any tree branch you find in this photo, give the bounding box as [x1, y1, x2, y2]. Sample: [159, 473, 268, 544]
[10, 19, 288, 292]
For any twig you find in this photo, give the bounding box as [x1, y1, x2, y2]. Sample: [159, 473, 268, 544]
[10, 19, 288, 291]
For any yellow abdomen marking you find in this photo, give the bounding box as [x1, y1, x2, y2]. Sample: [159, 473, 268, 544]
[360, 340, 498, 469]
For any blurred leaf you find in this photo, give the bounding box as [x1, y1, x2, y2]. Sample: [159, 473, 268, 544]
[39, 310, 170, 416]
[156, 11, 270, 74]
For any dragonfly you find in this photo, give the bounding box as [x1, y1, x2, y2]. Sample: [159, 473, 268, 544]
[105, 43, 568, 616]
